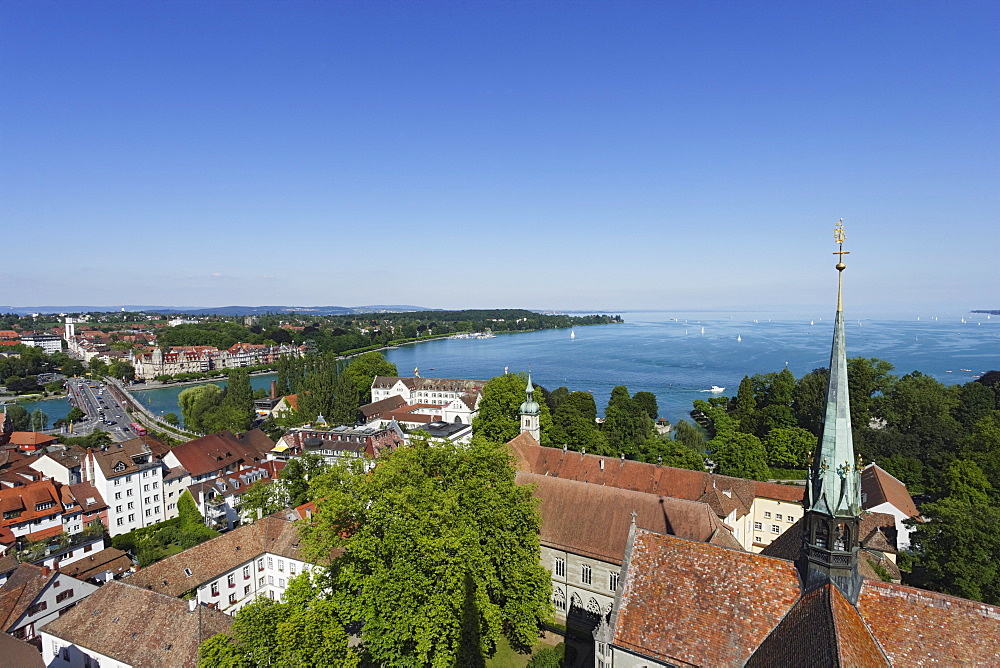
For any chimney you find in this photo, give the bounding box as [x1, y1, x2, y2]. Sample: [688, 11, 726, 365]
[189, 598, 197, 613]
[42, 566, 51, 576]
[600, 459, 604, 471]
[270, 380, 277, 400]
[620, 453, 625, 462]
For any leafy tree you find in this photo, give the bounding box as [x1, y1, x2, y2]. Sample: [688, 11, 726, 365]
[88, 358, 108, 377]
[222, 369, 255, 432]
[545, 386, 569, 414]
[639, 434, 705, 470]
[792, 368, 828, 435]
[280, 454, 327, 508]
[962, 411, 1000, 491]
[709, 431, 769, 481]
[954, 381, 997, 430]
[109, 360, 136, 382]
[30, 408, 47, 431]
[60, 430, 113, 448]
[602, 386, 653, 457]
[66, 406, 85, 422]
[632, 391, 659, 421]
[300, 436, 551, 666]
[941, 459, 992, 506]
[343, 352, 398, 398]
[240, 480, 287, 521]
[549, 391, 607, 454]
[732, 376, 758, 434]
[907, 496, 1000, 604]
[672, 420, 707, 453]
[198, 633, 247, 668]
[764, 426, 816, 468]
[472, 373, 553, 446]
[179, 384, 224, 433]
[4, 405, 30, 430]
[162, 412, 179, 425]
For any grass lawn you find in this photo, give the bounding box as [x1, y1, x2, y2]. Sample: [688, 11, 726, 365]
[487, 632, 562, 668]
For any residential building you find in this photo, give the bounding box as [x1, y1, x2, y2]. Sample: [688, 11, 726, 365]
[860, 463, 921, 549]
[0, 563, 97, 642]
[82, 439, 166, 536]
[186, 461, 284, 531]
[40, 581, 232, 668]
[29, 446, 87, 485]
[126, 516, 321, 614]
[0, 479, 65, 545]
[0, 632, 44, 668]
[367, 375, 488, 425]
[19, 334, 62, 355]
[130, 343, 300, 380]
[161, 430, 273, 486]
[276, 423, 405, 468]
[58, 547, 134, 584]
[409, 420, 473, 444]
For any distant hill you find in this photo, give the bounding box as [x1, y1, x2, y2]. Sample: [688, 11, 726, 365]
[1, 304, 433, 316]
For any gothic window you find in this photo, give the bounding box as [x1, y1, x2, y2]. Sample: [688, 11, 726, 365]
[587, 597, 602, 617]
[609, 572, 619, 592]
[552, 587, 566, 612]
[570, 593, 583, 611]
[581, 564, 592, 585]
[833, 523, 850, 551]
[554, 557, 565, 578]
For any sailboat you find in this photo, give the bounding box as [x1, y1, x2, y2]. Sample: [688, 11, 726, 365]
[737, 335, 742, 342]
[570, 330, 575, 339]
[701, 326, 705, 334]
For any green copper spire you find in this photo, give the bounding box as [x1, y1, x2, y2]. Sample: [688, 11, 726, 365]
[519, 372, 540, 416]
[807, 220, 861, 517]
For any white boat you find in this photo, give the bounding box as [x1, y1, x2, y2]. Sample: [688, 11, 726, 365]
[701, 327, 705, 334]
[737, 335, 742, 342]
[570, 330, 575, 339]
[700, 385, 726, 393]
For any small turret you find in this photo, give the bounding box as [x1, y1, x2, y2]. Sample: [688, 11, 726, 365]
[519, 373, 541, 442]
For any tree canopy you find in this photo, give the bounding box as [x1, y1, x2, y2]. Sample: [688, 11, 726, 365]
[472, 373, 553, 446]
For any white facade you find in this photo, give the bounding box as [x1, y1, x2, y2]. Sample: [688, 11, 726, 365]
[42, 638, 125, 668]
[194, 551, 316, 614]
[20, 335, 62, 355]
[30, 455, 80, 486]
[84, 455, 166, 536]
[543, 545, 620, 628]
[6, 571, 97, 642]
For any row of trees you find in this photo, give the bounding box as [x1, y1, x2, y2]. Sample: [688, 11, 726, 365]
[178, 369, 256, 434]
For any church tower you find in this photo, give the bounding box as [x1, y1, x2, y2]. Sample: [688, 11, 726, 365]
[519, 373, 541, 442]
[798, 220, 864, 604]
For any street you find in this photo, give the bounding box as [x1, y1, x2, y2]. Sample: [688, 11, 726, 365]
[66, 379, 137, 442]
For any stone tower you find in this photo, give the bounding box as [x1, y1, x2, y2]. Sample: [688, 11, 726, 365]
[519, 373, 541, 442]
[798, 220, 864, 604]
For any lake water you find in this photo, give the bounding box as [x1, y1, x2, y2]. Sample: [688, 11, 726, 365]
[5, 396, 72, 426]
[128, 310, 999, 428]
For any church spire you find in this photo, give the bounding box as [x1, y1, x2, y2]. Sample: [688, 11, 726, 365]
[799, 220, 864, 604]
[519, 372, 541, 442]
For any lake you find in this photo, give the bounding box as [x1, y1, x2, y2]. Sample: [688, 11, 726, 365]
[128, 310, 999, 429]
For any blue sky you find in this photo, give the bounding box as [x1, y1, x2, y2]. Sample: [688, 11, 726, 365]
[3, 1, 997, 313]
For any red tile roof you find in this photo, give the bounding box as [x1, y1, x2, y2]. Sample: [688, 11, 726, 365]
[168, 431, 264, 478]
[861, 464, 920, 519]
[858, 580, 1000, 665]
[517, 471, 734, 565]
[612, 529, 803, 667]
[0, 479, 63, 532]
[7, 432, 58, 448]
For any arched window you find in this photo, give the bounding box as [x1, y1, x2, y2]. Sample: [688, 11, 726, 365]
[833, 523, 850, 551]
[552, 587, 566, 612]
[587, 597, 602, 617]
[570, 593, 583, 611]
[454, 416, 463, 423]
[815, 523, 829, 549]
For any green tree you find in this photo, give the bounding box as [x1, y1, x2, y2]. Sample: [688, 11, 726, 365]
[764, 426, 816, 468]
[301, 436, 552, 666]
[639, 435, 705, 470]
[941, 459, 992, 506]
[179, 384, 225, 433]
[3, 404, 30, 430]
[632, 391, 659, 421]
[30, 408, 47, 431]
[710, 431, 769, 481]
[108, 360, 136, 382]
[240, 480, 287, 521]
[907, 496, 1000, 604]
[732, 376, 758, 434]
[162, 412, 179, 426]
[545, 386, 569, 414]
[673, 420, 707, 452]
[88, 358, 109, 377]
[472, 373, 553, 446]
[222, 369, 255, 432]
[343, 352, 398, 398]
[66, 406, 85, 422]
[550, 391, 608, 454]
[280, 454, 327, 508]
[602, 386, 652, 457]
[792, 368, 828, 435]
[198, 633, 247, 668]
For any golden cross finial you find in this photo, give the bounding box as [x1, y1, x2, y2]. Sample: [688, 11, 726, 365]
[833, 219, 850, 270]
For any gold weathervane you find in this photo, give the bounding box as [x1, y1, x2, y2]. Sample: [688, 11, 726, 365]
[833, 219, 849, 271]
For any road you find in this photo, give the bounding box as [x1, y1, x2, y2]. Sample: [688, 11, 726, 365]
[66, 379, 138, 442]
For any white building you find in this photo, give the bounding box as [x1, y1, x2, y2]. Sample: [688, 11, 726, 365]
[82, 440, 166, 536]
[19, 334, 62, 355]
[0, 563, 97, 642]
[368, 375, 488, 426]
[126, 516, 318, 614]
[860, 463, 921, 550]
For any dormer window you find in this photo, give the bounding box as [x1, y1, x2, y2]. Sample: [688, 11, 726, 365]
[35, 502, 55, 511]
[113, 461, 126, 473]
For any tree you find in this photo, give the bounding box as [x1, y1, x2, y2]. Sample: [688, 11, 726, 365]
[639, 435, 705, 470]
[240, 480, 287, 521]
[545, 386, 569, 414]
[602, 386, 652, 457]
[549, 391, 607, 454]
[162, 412, 179, 425]
[109, 360, 136, 382]
[279, 454, 327, 508]
[632, 391, 659, 421]
[179, 384, 224, 433]
[222, 369, 255, 432]
[66, 406, 85, 423]
[4, 405, 30, 430]
[764, 426, 816, 468]
[709, 431, 769, 481]
[88, 358, 108, 377]
[472, 373, 553, 446]
[792, 368, 828, 435]
[732, 376, 758, 434]
[200, 573, 358, 667]
[300, 436, 551, 666]
[30, 408, 47, 431]
[342, 352, 398, 398]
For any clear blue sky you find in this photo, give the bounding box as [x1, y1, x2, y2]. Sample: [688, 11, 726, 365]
[3, 1, 997, 313]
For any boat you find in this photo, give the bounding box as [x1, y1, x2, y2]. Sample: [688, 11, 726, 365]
[810, 320, 814, 326]
[570, 330, 575, 339]
[737, 335, 742, 342]
[701, 327, 705, 334]
[700, 386, 726, 393]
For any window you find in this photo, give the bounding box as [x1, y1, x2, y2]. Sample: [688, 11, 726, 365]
[278, 559, 284, 572]
[756, 536, 761, 544]
[114, 478, 121, 486]
[84, 543, 93, 552]
[267, 557, 273, 569]
[554, 557, 565, 577]
[764, 512, 771, 519]
[258, 558, 265, 572]
[116, 518, 124, 526]
[211, 583, 219, 596]
[259, 577, 265, 587]
[27, 601, 48, 615]
[56, 589, 74, 603]
[279, 578, 285, 587]
[772, 525, 781, 534]
[155, 506, 160, 514]
[144, 484, 150, 492]
[115, 505, 122, 513]
[787, 515, 796, 522]
[229, 593, 237, 604]
[145, 509, 151, 517]
[244, 585, 251, 595]
[184, 568, 193, 577]
[127, 489, 133, 497]
[581, 564, 592, 585]
[114, 492, 121, 500]
[775, 514, 783, 521]
[289, 563, 296, 576]
[754, 522, 762, 531]
[54, 579, 61, 588]
[128, 513, 135, 522]
[154, 495, 159, 502]
[228, 573, 236, 587]
[609, 572, 619, 592]
[243, 566, 251, 579]
[268, 576, 274, 585]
